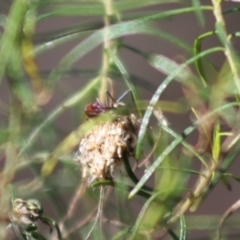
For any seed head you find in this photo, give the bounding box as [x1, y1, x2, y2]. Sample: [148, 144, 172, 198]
[75, 114, 140, 183]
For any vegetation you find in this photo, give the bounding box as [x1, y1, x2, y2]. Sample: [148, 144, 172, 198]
[1, 0, 240, 239]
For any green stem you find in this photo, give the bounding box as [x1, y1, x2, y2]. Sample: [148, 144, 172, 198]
[211, 0, 240, 95]
[0, 0, 28, 85]
[99, 0, 115, 102]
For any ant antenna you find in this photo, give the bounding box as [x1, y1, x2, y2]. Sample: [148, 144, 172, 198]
[116, 90, 131, 103]
[116, 89, 139, 116]
[105, 90, 131, 106]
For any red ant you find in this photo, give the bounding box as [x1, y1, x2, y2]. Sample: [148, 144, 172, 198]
[85, 90, 131, 118]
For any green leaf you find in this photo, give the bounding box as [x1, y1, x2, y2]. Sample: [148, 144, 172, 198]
[106, 49, 141, 116]
[212, 122, 221, 162]
[91, 180, 151, 199]
[113, 0, 182, 12]
[0, 129, 9, 145]
[31, 232, 48, 240]
[136, 47, 224, 159]
[130, 101, 239, 198]
[223, 6, 240, 15]
[122, 32, 191, 58]
[221, 175, 232, 191]
[149, 55, 193, 82]
[215, 22, 240, 93]
[34, 22, 100, 55]
[112, 227, 131, 240]
[194, 31, 216, 86]
[179, 215, 186, 240]
[161, 124, 208, 169]
[223, 173, 240, 183]
[168, 229, 180, 240]
[0, 0, 28, 85]
[46, 20, 152, 88]
[40, 216, 62, 240]
[19, 77, 100, 154]
[7, 46, 37, 112]
[191, 0, 205, 27]
[38, 4, 105, 20]
[137, 5, 212, 22]
[122, 152, 153, 192]
[130, 191, 163, 239]
[0, 14, 6, 27]
[38, 0, 183, 20]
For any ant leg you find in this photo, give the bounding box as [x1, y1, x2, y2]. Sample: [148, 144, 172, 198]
[106, 90, 131, 105]
[106, 91, 115, 107]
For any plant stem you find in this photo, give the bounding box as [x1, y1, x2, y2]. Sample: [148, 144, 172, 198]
[54, 181, 87, 240]
[168, 141, 240, 225]
[0, 80, 21, 239]
[85, 186, 105, 240]
[167, 161, 215, 224]
[211, 0, 240, 95]
[100, 0, 114, 102]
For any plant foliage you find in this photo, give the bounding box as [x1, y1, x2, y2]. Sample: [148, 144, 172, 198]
[1, 0, 240, 239]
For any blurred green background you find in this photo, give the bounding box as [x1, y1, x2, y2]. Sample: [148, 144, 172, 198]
[1, 0, 240, 239]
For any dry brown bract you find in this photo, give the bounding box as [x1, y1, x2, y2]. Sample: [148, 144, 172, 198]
[75, 113, 140, 183]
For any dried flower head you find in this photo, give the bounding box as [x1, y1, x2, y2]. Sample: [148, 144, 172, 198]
[9, 198, 43, 226]
[75, 113, 140, 182]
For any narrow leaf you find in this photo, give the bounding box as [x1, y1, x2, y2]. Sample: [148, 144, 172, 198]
[130, 101, 239, 198]
[136, 47, 223, 159]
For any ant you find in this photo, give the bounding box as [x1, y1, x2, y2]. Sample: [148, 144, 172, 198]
[85, 90, 132, 118]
